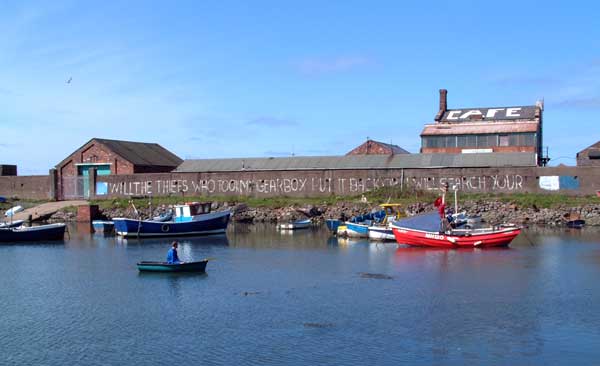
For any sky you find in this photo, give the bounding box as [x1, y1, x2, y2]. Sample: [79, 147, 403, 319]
[1, 0, 599, 174]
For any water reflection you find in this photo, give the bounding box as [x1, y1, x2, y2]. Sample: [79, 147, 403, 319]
[115, 234, 229, 247]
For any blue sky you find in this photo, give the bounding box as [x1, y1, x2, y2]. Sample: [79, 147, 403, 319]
[1, 0, 599, 174]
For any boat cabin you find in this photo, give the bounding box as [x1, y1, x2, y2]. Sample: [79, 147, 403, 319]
[379, 204, 403, 224]
[173, 202, 212, 222]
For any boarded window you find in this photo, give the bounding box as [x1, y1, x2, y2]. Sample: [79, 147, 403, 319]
[499, 135, 509, 146]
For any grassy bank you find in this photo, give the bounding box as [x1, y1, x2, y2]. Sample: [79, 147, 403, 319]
[2, 189, 597, 214]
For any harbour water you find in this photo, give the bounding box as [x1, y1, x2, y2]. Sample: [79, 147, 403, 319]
[1, 224, 600, 365]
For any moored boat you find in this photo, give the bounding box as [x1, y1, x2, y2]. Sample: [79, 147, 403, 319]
[391, 211, 520, 248]
[4, 205, 24, 217]
[0, 223, 66, 243]
[113, 202, 230, 238]
[92, 220, 114, 233]
[566, 219, 585, 229]
[0, 219, 24, 228]
[277, 219, 311, 230]
[325, 219, 342, 233]
[137, 260, 208, 272]
[345, 210, 385, 238]
[367, 204, 404, 241]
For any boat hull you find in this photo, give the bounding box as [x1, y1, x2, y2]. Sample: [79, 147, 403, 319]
[345, 222, 369, 238]
[92, 220, 114, 233]
[392, 226, 521, 248]
[0, 223, 66, 243]
[325, 219, 341, 233]
[137, 260, 208, 272]
[113, 210, 230, 238]
[277, 219, 311, 230]
[368, 226, 395, 241]
[0, 220, 24, 228]
[566, 219, 585, 229]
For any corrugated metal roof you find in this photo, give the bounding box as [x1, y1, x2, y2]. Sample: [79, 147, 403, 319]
[421, 122, 539, 136]
[175, 152, 537, 172]
[346, 139, 410, 155]
[94, 138, 183, 167]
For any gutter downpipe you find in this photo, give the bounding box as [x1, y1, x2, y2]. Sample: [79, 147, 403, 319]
[400, 168, 404, 192]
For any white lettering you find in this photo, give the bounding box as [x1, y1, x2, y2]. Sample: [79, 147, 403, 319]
[446, 110, 461, 120]
[460, 110, 483, 119]
[506, 107, 522, 117]
[486, 108, 503, 118]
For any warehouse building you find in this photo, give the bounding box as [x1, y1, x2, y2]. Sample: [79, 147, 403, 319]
[346, 139, 409, 155]
[56, 138, 182, 199]
[420, 89, 545, 165]
[577, 141, 600, 167]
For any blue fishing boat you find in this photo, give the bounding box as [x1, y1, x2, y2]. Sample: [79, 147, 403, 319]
[113, 202, 230, 238]
[325, 219, 342, 233]
[92, 220, 114, 233]
[344, 210, 386, 238]
[0, 223, 66, 243]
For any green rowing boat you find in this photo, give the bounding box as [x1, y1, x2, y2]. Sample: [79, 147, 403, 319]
[136, 260, 208, 272]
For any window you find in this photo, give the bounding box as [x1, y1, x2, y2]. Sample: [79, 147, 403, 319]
[477, 135, 496, 148]
[466, 135, 477, 147]
[499, 135, 509, 146]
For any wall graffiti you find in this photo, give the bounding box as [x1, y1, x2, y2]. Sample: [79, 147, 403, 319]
[407, 175, 523, 192]
[99, 173, 525, 197]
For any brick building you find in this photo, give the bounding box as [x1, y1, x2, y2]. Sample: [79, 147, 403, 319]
[576, 141, 600, 167]
[346, 139, 409, 155]
[420, 90, 544, 165]
[56, 138, 182, 199]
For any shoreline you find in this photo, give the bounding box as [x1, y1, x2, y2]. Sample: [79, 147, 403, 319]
[42, 197, 600, 227]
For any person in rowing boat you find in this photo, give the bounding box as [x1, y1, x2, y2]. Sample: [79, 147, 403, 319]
[166, 241, 184, 264]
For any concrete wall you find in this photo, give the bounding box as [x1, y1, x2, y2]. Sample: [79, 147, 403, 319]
[93, 166, 600, 199]
[2, 166, 598, 200]
[0, 175, 52, 200]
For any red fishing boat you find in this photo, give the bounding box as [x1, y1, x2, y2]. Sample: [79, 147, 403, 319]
[390, 211, 521, 248]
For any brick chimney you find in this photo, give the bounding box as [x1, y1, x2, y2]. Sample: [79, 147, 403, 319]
[434, 89, 447, 122]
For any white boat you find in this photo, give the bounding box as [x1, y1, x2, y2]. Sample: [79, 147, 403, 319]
[367, 204, 404, 241]
[4, 205, 23, 217]
[0, 220, 24, 228]
[277, 219, 311, 230]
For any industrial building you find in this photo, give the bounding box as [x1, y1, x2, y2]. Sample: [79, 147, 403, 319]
[577, 141, 600, 167]
[420, 90, 544, 165]
[55, 138, 182, 199]
[346, 139, 409, 155]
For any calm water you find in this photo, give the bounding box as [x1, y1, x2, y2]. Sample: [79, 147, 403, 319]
[1, 224, 600, 365]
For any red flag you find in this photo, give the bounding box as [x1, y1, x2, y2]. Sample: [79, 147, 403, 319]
[438, 203, 446, 219]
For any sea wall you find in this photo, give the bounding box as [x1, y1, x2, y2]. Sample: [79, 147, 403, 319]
[93, 166, 600, 198]
[1, 166, 598, 200]
[0, 175, 52, 200]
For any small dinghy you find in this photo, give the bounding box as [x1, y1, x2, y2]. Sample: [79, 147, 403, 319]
[92, 220, 114, 233]
[0, 223, 66, 243]
[4, 205, 23, 217]
[136, 260, 208, 273]
[277, 219, 311, 230]
[566, 219, 585, 229]
[0, 220, 24, 228]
